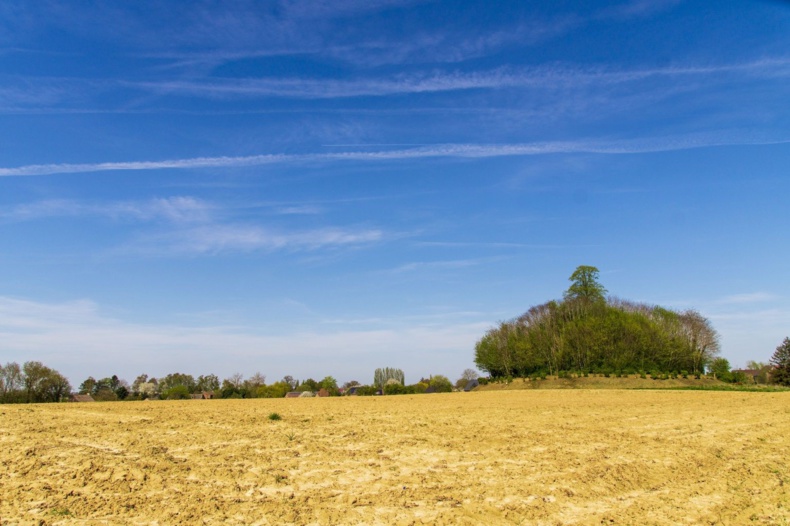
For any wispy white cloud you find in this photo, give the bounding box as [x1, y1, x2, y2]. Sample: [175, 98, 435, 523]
[124, 58, 790, 100]
[318, 15, 583, 67]
[2, 55, 787, 116]
[0, 83, 70, 108]
[597, 0, 683, 20]
[136, 0, 679, 70]
[386, 258, 496, 274]
[0, 196, 384, 256]
[1, 196, 212, 223]
[717, 292, 778, 305]
[121, 224, 384, 256]
[415, 241, 584, 249]
[3, 132, 790, 178]
[0, 294, 487, 383]
[274, 205, 323, 215]
[0, 153, 289, 176]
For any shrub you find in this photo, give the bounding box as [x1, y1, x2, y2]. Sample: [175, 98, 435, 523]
[410, 382, 429, 394]
[163, 385, 191, 400]
[354, 385, 378, 396]
[384, 383, 408, 395]
[268, 412, 282, 421]
[428, 375, 453, 393]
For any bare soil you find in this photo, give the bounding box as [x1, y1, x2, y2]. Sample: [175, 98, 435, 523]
[1, 391, 788, 525]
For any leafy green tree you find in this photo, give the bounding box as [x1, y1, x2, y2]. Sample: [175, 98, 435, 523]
[770, 337, 790, 386]
[23, 361, 51, 402]
[428, 375, 453, 393]
[257, 381, 290, 398]
[164, 385, 191, 400]
[220, 377, 244, 398]
[93, 387, 118, 401]
[709, 357, 732, 382]
[410, 380, 429, 393]
[159, 372, 196, 393]
[354, 385, 378, 396]
[475, 296, 720, 378]
[298, 378, 319, 392]
[196, 374, 220, 392]
[383, 382, 408, 395]
[79, 376, 97, 395]
[22, 361, 71, 403]
[0, 362, 23, 402]
[90, 376, 126, 400]
[564, 265, 607, 303]
[319, 376, 339, 396]
[746, 361, 772, 384]
[115, 385, 130, 400]
[374, 367, 405, 393]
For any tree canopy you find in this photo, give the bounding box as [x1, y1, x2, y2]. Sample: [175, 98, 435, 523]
[374, 367, 405, 391]
[475, 269, 720, 377]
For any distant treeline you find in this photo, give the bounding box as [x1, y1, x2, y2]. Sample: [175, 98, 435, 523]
[0, 361, 479, 404]
[474, 266, 721, 378]
[0, 361, 71, 404]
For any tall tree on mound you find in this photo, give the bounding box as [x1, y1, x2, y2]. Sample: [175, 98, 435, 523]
[770, 337, 790, 386]
[564, 265, 607, 303]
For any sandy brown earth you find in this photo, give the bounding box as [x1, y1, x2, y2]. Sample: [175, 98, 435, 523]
[1, 390, 789, 525]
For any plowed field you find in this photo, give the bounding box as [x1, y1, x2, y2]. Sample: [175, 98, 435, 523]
[1, 390, 789, 525]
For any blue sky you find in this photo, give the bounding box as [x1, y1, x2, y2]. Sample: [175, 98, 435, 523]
[1, 0, 789, 386]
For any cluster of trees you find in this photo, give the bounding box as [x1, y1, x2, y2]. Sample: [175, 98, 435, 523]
[352, 367, 478, 395]
[361, 371, 452, 395]
[117, 372, 342, 400]
[706, 340, 790, 386]
[0, 361, 72, 403]
[475, 266, 722, 378]
[68, 367, 480, 402]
